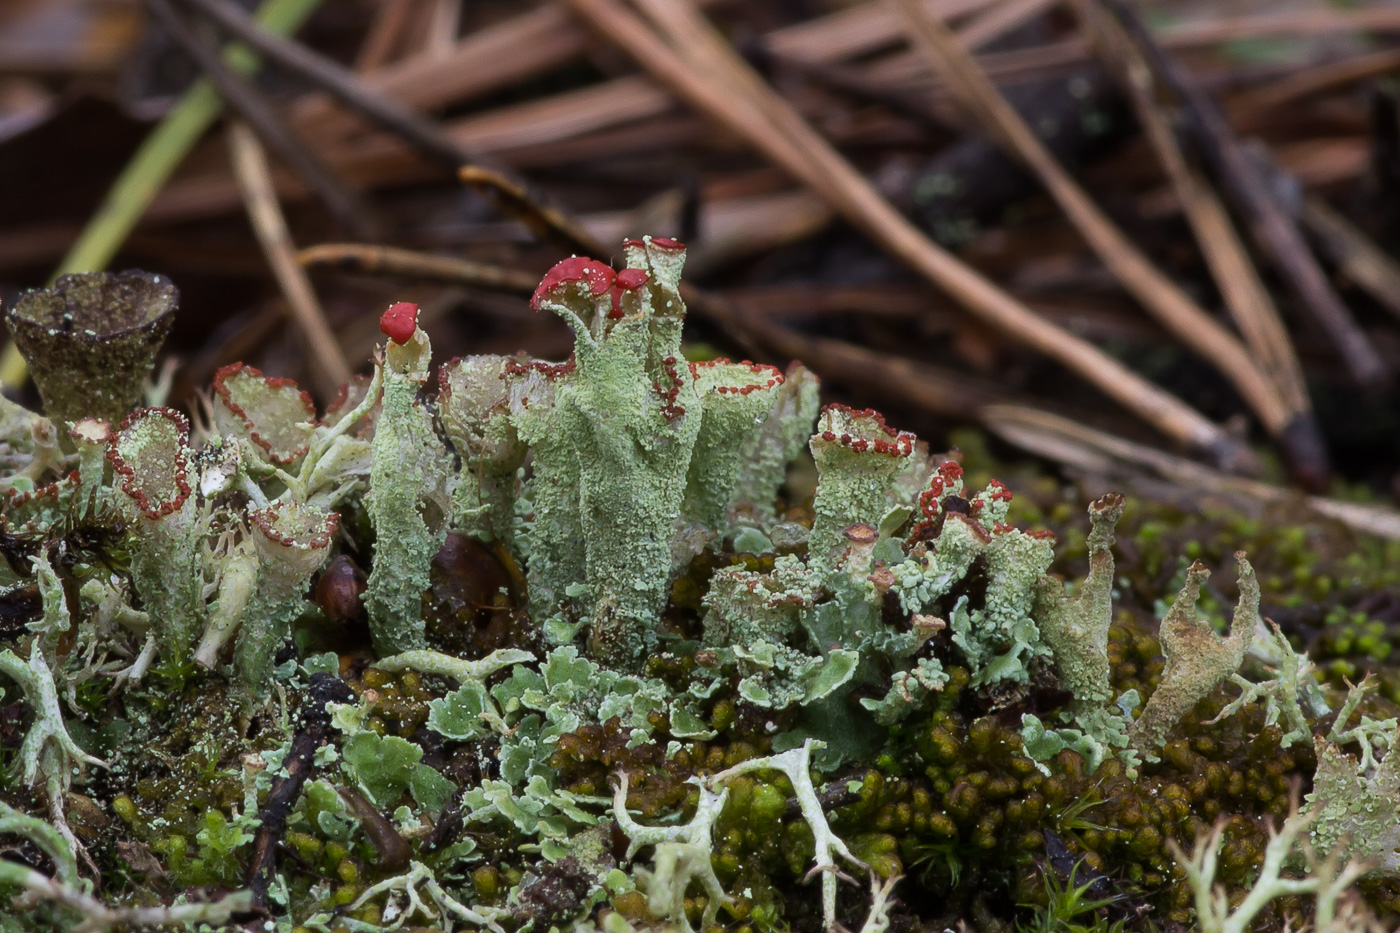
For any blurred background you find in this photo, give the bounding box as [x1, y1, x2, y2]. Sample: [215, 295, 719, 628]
[3, 0, 1400, 532]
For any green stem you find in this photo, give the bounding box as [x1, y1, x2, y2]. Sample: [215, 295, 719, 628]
[0, 0, 326, 389]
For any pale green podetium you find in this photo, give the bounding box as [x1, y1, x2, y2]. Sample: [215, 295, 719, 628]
[441, 238, 787, 668]
[365, 303, 452, 655]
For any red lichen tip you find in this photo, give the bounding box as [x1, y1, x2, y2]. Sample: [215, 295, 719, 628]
[531, 256, 615, 310]
[616, 268, 649, 290]
[608, 268, 651, 318]
[650, 236, 685, 250]
[380, 302, 419, 344]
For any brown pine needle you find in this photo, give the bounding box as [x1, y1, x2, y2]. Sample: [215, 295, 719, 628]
[569, 0, 1253, 471]
[1077, 0, 1325, 489]
[1301, 196, 1400, 327]
[1101, 0, 1387, 388]
[227, 122, 352, 397]
[298, 243, 540, 293]
[893, 0, 1292, 443]
[981, 404, 1400, 541]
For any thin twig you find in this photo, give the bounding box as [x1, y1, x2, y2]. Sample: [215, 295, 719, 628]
[568, 0, 1252, 470]
[1227, 47, 1400, 114]
[246, 674, 354, 909]
[893, 0, 1293, 444]
[1300, 195, 1400, 326]
[1077, 0, 1326, 490]
[227, 122, 353, 397]
[177, 0, 471, 168]
[144, 0, 375, 239]
[178, 0, 604, 259]
[354, 0, 417, 72]
[298, 243, 540, 293]
[954, 0, 1059, 51]
[1103, 0, 1388, 387]
[0, 0, 327, 390]
[980, 404, 1400, 541]
[456, 166, 605, 258]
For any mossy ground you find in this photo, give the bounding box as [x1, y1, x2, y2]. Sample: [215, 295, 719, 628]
[3, 429, 1399, 932]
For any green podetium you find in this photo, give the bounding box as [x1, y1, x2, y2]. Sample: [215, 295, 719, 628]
[439, 238, 787, 667]
[107, 407, 205, 659]
[365, 301, 452, 655]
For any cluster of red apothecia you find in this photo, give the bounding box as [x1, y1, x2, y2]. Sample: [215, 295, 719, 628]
[654, 356, 686, 421]
[691, 358, 785, 397]
[816, 404, 917, 458]
[106, 408, 193, 521]
[211, 362, 317, 465]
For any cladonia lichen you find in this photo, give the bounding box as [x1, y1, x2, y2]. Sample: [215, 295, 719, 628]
[0, 240, 1391, 931]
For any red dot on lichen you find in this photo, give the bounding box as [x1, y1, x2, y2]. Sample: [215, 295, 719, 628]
[616, 268, 649, 290]
[380, 302, 419, 344]
[651, 236, 685, 250]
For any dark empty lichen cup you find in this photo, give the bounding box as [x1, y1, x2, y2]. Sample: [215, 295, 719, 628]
[5, 270, 177, 428]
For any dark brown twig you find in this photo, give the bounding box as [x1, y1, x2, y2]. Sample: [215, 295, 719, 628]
[176, 0, 473, 168]
[1300, 196, 1400, 326]
[176, 0, 605, 261]
[143, 0, 376, 240]
[247, 674, 354, 911]
[1103, 0, 1388, 387]
[456, 166, 605, 259]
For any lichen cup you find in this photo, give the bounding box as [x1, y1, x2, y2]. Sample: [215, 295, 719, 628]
[5, 270, 177, 427]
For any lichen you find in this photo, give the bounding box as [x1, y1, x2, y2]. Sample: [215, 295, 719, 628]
[4, 244, 1400, 932]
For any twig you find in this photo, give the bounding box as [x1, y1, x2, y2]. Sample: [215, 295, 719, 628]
[1103, 0, 1388, 387]
[1300, 195, 1400, 326]
[0, 0, 327, 391]
[298, 243, 540, 293]
[354, 0, 418, 72]
[176, 0, 604, 259]
[980, 403, 1400, 541]
[177, 0, 470, 168]
[0, 862, 252, 933]
[457, 166, 604, 258]
[245, 673, 354, 910]
[893, 0, 1293, 447]
[1227, 47, 1400, 114]
[1076, 0, 1325, 490]
[572, 0, 1253, 471]
[227, 122, 353, 397]
[955, 0, 1059, 50]
[752, 321, 1015, 417]
[144, 0, 375, 239]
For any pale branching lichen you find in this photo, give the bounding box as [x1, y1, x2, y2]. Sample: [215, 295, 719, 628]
[1171, 798, 1384, 933]
[2, 242, 1392, 931]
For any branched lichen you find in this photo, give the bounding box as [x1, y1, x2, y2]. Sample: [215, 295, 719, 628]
[3, 247, 1396, 932]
